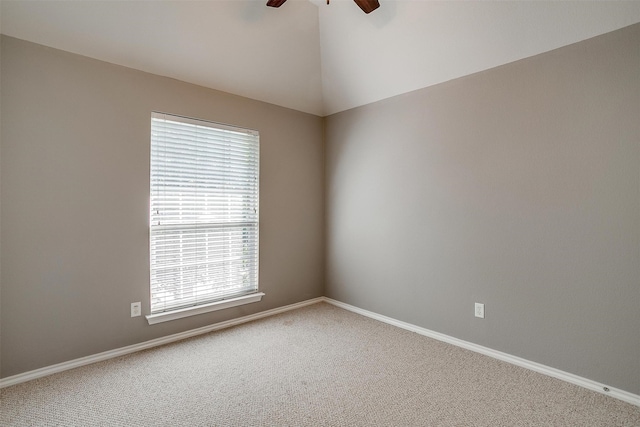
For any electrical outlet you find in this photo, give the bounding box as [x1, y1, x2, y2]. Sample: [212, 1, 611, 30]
[475, 303, 485, 319]
[131, 302, 142, 317]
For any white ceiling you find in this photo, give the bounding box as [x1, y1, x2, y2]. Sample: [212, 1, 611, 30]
[2, 1, 640, 116]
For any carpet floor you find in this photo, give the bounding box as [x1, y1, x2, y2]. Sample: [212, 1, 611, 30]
[1, 302, 639, 426]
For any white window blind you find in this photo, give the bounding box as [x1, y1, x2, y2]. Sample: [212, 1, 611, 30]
[150, 112, 259, 314]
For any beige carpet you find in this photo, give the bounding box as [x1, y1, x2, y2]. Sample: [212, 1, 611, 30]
[1, 302, 639, 426]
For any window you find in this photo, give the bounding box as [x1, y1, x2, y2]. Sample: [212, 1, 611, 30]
[147, 112, 262, 324]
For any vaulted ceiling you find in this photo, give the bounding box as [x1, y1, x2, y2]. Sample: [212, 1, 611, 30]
[2, 0, 640, 116]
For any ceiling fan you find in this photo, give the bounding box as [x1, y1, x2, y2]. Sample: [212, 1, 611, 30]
[267, 0, 380, 14]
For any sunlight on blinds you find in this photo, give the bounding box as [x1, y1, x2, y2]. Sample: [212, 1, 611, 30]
[150, 112, 259, 314]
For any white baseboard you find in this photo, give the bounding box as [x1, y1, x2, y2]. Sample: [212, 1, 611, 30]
[2, 295, 638, 408]
[322, 297, 640, 407]
[0, 297, 324, 389]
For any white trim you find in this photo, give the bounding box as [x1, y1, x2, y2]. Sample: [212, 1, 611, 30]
[0, 297, 323, 389]
[146, 292, 265, 325]
[322, 297, 640, 407]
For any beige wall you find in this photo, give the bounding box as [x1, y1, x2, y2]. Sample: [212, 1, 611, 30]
[325, 24, 640, 394]
[0, 7, 3, 375]
[0, 36, 324, 377]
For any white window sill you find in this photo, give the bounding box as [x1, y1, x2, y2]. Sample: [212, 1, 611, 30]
[146, 292, 265, 325]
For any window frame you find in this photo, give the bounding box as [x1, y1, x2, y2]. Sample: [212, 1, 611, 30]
[146, 112, 263, 325]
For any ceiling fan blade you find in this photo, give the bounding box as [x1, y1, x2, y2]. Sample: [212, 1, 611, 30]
[266, 0, 288, 7]
[354, 0, 380, 14]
